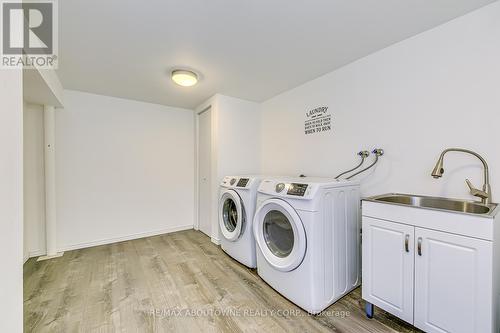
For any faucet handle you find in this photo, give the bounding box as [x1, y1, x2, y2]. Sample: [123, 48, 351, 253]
[466, 179, 489, 200]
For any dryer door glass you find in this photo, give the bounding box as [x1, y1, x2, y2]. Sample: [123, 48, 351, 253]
[253, 199, 306, 272]
[223, 198, 238, 232]
[263, 210, 294, 258]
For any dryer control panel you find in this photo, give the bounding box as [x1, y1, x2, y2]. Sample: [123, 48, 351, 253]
[287, 183, 308, 196]
[258, 180, 316, 200]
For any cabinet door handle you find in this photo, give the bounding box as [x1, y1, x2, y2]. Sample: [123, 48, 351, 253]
[404, 234, 409, 252]
[417, 237, 422, 256]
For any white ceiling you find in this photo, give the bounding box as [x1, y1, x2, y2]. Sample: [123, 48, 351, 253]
[58, 0, 496, 109]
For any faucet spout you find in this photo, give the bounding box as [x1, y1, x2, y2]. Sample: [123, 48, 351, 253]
[431, 155, 445, 178]
[431, 148, 491, 205]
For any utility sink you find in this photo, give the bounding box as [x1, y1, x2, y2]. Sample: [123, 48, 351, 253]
[365, 193, 498, 217]
[362, 192, 500, 332]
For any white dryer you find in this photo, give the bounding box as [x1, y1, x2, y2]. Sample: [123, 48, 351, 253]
[253, 177, 361, 314]
[218, 176, 262, 268]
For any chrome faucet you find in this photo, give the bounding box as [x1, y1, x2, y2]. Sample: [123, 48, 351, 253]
[431, 148, 491, 205]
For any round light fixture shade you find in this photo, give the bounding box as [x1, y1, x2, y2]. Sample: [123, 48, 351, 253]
[171, 70, 198, 87]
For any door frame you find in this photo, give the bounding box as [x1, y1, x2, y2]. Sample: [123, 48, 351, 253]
[194, 98, 219, 244]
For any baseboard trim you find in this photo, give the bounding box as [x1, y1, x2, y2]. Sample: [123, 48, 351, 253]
[24, 249, 48, 263]
[37, 252, 65, 261]
[58, 224, 194, 252]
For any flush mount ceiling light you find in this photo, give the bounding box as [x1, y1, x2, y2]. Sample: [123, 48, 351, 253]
[171, 69, 198, 87]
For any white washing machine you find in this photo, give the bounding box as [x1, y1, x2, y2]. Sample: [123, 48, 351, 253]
[253, 177, 361, 314]
[218, 176, 263, 268]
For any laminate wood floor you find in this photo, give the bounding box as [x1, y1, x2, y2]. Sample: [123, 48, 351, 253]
[24, 230, 420, 333]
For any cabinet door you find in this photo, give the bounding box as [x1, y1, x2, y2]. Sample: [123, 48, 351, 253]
[414, 228, 492, 333]
[362, 217, 414, 323]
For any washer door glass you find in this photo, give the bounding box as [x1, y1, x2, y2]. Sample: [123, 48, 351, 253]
[253, 199, 306, 272]
[263, 210, 294, 258]
[219, 190, 244, 241]
[223, 198, 239, 232]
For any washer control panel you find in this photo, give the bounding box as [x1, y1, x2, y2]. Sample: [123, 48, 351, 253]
[221, 176, 255, 188]
[275, 183, 285, 193]
[237, 178, 250, 187]
[287, 183, 308, 196]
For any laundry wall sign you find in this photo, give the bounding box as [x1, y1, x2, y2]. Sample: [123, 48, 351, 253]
[304, 106, 331, 135]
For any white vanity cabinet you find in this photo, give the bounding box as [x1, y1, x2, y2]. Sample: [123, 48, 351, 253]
[362, 217, 415, 323]
[362, 199, 500, 333]
[414, 228, 492, 333]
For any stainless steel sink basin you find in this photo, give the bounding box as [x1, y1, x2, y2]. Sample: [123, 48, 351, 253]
[365, 193, 498, 217]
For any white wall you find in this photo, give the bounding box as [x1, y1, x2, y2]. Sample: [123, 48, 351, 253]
[261, 2, 500, 201]
[23, 67, 64, 107]
[195, 94, 261, 241]
[0, 70, 24, 332]
[23, 103, 46, 260]
[56, 90, 195, 251]
[216, 94, 261, 179]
